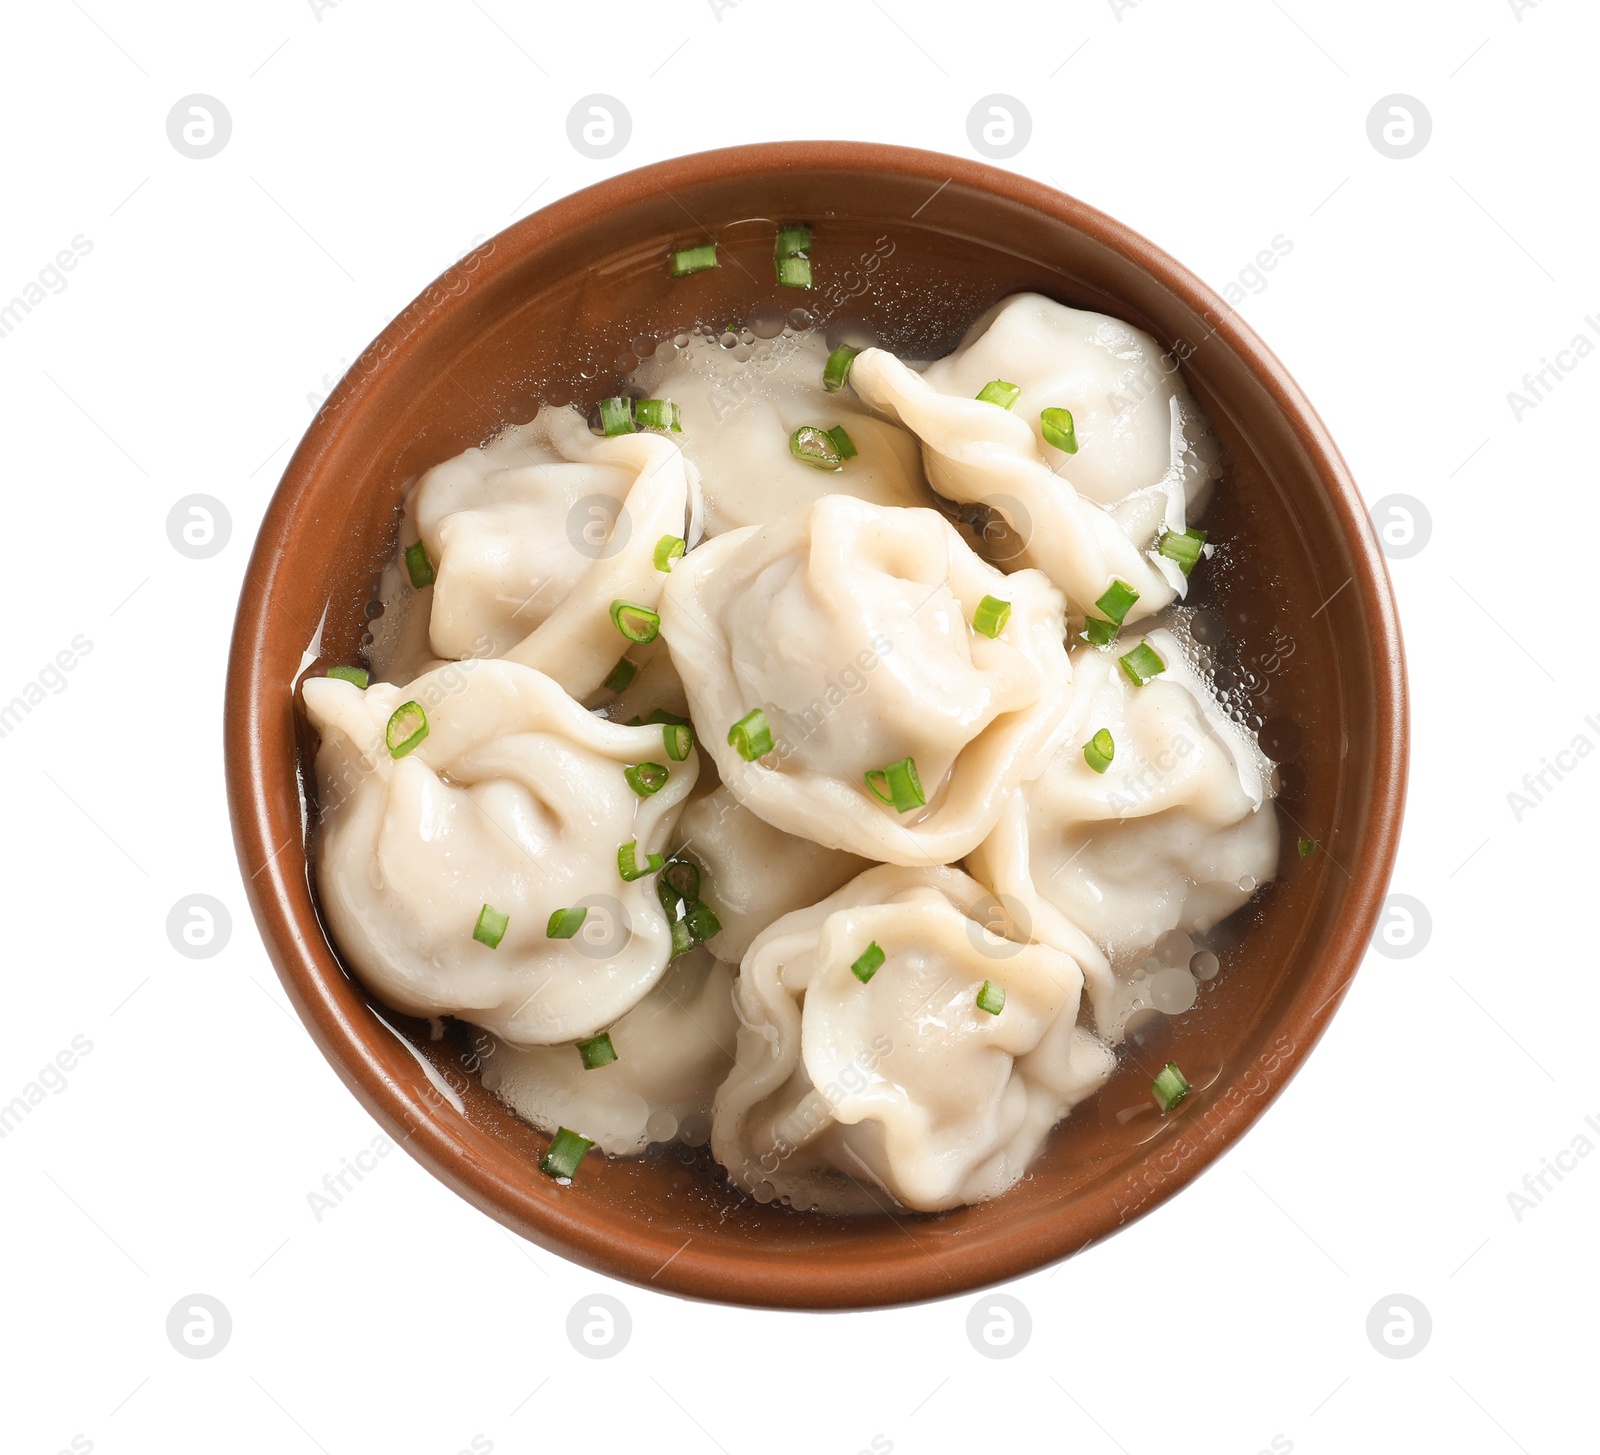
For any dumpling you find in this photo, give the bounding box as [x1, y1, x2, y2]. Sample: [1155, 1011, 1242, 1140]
[710, 865, 1115, 1214]
[409, 405, 695, 698]
[660, 494, 1074, 866]
[302, 658, 699, 1045]
[477, 948, 737, 1156]
[629, 330, 931, 536]
[849, 293, 1220, 620]
[671, 785, 870, 964]
[969, 627, 1278, 1030]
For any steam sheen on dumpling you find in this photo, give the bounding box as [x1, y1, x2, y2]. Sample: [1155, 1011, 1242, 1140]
[660, 494, 1074, 866]
[302, 658, 698, 1045]
[711, 865, 1115, 1214]
[850, 294, 1220, 619]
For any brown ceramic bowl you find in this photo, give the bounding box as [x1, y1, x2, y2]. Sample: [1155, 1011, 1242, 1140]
[226, 141, 1406, 1309]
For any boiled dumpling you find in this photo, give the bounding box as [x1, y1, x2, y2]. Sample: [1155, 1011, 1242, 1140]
[302, 658, 698, 1045]
[969, 627, 1278, 1032]
[711, 865, 1115, 1214]
[409, 406, 695, 698]
[660, 494, 1074, 866]
[629, 330, 931, 535]
[478, 948, 737, 1155]
[849, 293, 1220, 620]
[671, 785, 870, 963]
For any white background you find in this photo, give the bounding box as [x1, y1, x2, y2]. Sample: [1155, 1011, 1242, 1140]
[1, 1, 1590, 1451]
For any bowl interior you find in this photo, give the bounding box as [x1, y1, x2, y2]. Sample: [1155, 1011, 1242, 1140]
[227, 143, 1404, 1309]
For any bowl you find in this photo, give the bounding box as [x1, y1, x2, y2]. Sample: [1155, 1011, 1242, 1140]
[225, 141, 1407, 1310]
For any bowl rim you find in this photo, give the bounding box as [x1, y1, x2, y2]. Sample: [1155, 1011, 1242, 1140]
[225, 139, 1408, 1310]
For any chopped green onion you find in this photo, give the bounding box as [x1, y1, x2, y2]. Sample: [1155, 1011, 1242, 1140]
[636, 398, 681, 431]
[663, 722, 694, 761]
[576, 1033, 617, 1070]
[976, 379, 1021, 409]
[474, 903, 509, 949]
[825, 425, 858, 460]
[1080, 617, 1119, 647]
[685, 900, 722, 941]
[610, 600, 661, 644]
[598, 395, 636, 436]
[625, 761, 670, 797]
[669, 916, 694, 958]
[775, 223, 813, 257]
[1157, 527, 1208, 576]
[1083, 728, 1115, 774]
[404, 540, 435, 589]
[661, 859, 700, 905]
[823, 344, 860, 393]
[653, 534, 686, 571]
[546, 906, 587, 939]
[972, 595, 1011, 639]
[975, 980, 1006, 1016]
[671, 244, 718, 277]
[326, 665, 369, 688]
[1152, 1061, 1191, 1114]
[603, 657, 638, 693]
[617, 841, 665, 882]
[851, 942, 885, 984]
[1040, 406, 1079, 454]
[776, 255, 813, 288]
[789, 424, 843, 471]
[1118, 642, 1167, 687]
[540, 1126, 593, 1180]
[728, 708, 774, 761]
[1298, 837, 1321, 859]
[1096, 580, 1140, 626]
[385, 701, 429, 758]
[646, 708, 690, 726]
[865, 756, 925, 813]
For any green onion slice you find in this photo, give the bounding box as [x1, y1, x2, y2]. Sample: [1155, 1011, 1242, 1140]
[685, 900, 722, 942]
[823, 344, 860, 393]
[540, 1126, 594, 1180]
[653, 534, 686, 571]
[1298, 837, 1321, 859]
[975, 980, 1006, 1016]
[326, 665, 369, 688]
[1040, 406, 1079, 454]
[864, 756, 925, 813]
[1157, 527, 1208, 576]
[776, 254, 813, 288]
[661, 859, 700, 905]
[789, 425, 843, 471]
[385, 701, 429, 758]
[972, 595, 1011, 639]
[825, 425, 858, 460]
[1118, 642, 1167, 686]
[603, 656, 638, 693]
[1096, 579, 1140, 626]
[474, 903, 509, 949]
[1152, 1061, 1191, 1114]
[1080, 617, 1119, 647]
[617, 841, 666, 882]
[976, 379, 1021, 409]
[775, 223, 813, 257]
[669, 916, 694, 959]
[636, 398, 681, 432]
[646, 708, 690, 726]
[1083, 728, 1115, 774]
[663, 723, 694, 762]
[671, 243, 718, 277]
[404, 540, 435, 589]
[728, 708, 774, 761]
[546, 906, 587, 939]
[598, 396, 636, 437]
[610, 600, 661, 644]
[575, 1033, 617, 1070]
[851, 941, 885, 984]
[625, 761, 670, 797]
